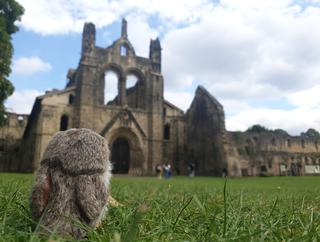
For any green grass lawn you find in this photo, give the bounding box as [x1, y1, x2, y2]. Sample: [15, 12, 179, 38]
[0, 174, 319, 241]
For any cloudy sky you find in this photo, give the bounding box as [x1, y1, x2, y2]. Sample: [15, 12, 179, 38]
[6, 0, 320, 135]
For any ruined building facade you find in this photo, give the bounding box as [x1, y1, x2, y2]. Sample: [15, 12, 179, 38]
[1, 20, 320, 176]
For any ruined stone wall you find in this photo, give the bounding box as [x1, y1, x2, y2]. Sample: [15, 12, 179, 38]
[184, 86, 227, 176]
[70, 21, 166, 175]
[0, 112, 28, 140]
[0, 112, 28, 171]
[228, 131, 320, 176]
[162, 101, 185, 174]
[17, 20, 169, 175]
[20, 88, 75, 171]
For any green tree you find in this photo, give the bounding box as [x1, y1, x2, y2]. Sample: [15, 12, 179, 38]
[273, 129, 289, 136]
[301, 128, 320, 139]
[0, 0, 24, 125]
[246, 124, 269, 133]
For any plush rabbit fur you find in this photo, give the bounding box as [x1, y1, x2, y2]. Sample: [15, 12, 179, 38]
[30, 128, 112, 239]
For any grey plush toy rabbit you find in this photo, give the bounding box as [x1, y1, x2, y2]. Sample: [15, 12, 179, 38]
[30, 128, 112, 239]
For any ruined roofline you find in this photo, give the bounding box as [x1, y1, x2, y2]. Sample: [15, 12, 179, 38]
[196, 85, 224, 111]
[82, 20, 161, 64]
[164, 100, 184, 114]
[4, 111, 29, 117]
[228, 130, 320, 141]
[37, 86, 76, 99]
[22, 98, 42, 139]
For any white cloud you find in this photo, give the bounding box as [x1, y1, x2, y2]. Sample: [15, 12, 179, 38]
[226, 85, 320, 134]
[287, 85, 320, 109]
[14, 0, 320, 134]
[164, 91, 193, 111]
[16, 0, 212, 35]
[226, 106, 320, 135]
[126, 14, 158, 57]
[13, 56, 52, 75]
[221, 99, 251, 116]
[5, 90, 42, 114]
[162, 0, 320, 95]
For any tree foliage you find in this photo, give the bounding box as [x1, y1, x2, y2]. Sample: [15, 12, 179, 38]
[246, 124, 269, 133]
[301, 128, 320, 139]
[273, 129, 289, 136]
[0, 0, 24, 125]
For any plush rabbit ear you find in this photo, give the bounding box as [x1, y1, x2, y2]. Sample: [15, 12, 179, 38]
[41, 128, 110, 175]
[75, 175, 109, 227]
[30, 165, 51, 219]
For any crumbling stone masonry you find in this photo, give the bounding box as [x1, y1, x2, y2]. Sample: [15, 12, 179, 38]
[1, 19, 319, 176]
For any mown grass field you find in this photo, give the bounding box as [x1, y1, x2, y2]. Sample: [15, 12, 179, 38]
[0, 174, 319, 241]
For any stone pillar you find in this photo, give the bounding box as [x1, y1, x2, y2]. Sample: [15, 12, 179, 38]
[118, 76, 127, 106]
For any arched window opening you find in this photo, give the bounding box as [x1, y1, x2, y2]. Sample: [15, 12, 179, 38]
[104, 71, 119, 104]
[164, 123, 170, 140]
[271, 137, 276, 146]
[301, 139, 305, 148]
[163, 107, 167, 117]
[69, 94, 75, 104]
[287, 139, 291, 148]
[126, 74, 138, 89]
[60, 115, 69, 131]
[17, 115, 24, 126]
[241, 169, 249, 176]
[260, 165, 267, 176]
[120, 45, 128, 56]
[245, 146, 250, 155]
[111, 137, 130, 174]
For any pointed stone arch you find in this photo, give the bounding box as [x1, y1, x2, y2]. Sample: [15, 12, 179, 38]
[100, 63, 126, 106]
[105, 127, 146, 175]
[124, 67, 146, 109]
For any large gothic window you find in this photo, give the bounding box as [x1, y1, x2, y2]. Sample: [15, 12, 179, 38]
[68, 94, 74, 104]
[120, 45, 128, 56]
[164, 123, 170, 140]
[60, 115, 69, 131]
[126, 74, 138, 89]
[104, 71, 119, 104]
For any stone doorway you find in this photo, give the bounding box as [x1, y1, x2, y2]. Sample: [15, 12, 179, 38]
[106, 127, 145, 175]
[111, 137, 130, 173]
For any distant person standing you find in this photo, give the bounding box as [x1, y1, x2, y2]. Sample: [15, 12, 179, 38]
[155, 164, 163, 179]
[163, 163, 172, 179]
[167, 163, 172, 178]
[222, 168, 228, 178]
[188, 162, 195, 178]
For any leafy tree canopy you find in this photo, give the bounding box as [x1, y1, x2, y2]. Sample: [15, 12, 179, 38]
[0, 0, 24, 125]
[246, 124, 270, 133]
[301, 128, 320, 139]
[273, 129, 289, 136]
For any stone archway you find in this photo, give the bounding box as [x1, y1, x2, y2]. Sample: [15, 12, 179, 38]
[107, 127, 145, 175]
[111, 137, 130, 173]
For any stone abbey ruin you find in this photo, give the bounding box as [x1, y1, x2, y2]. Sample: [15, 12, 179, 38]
[1, 19, 320, 176]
